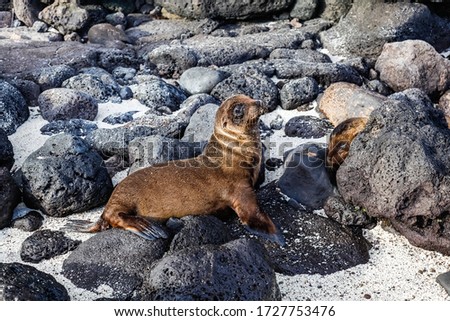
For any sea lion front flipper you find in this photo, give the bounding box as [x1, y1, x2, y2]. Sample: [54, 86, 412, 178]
[230, 186, 285, 246]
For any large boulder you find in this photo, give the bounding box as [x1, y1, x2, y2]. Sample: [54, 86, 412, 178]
[0, 80, 29, 135]
[38, 0, 89, 34]
[0, 262, 69, 301]
[154, 0, 294, 20]
[318, 82, 387, 126]
[375, 40, 450, 97]
[0, 167, 21, 229]
[21, 134, 113, 217]
[337, 89, 450, 255]
[139, 239, 281, 300]
[320, 2, 450, 58]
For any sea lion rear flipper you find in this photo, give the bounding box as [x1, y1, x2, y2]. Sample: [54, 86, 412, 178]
[63, 219, 105, 233]
[121, 216, 169, 240]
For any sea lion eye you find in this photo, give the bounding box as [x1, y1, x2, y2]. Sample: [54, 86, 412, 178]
[232, 104, 246, 123]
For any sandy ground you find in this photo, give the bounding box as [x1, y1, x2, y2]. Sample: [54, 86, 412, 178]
[1, 100, 449, 301]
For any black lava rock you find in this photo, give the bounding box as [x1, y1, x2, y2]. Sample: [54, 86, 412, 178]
[7, 78, 41, 107]
[280, 77, 319, 110]
[62, 73, 121, 103]
[139, 238, 280, 300]
[211, 71, 279, 112]
[21, 134, 113, 217]
[30, 64, 76, 91]
[277, 143, 334, 210]
[0, 167, 21, 229]
[284, 116, 334, 138]
[20, 230, 81, 263]
[226, 181, 371, 275]
[0, 262, 70, 301]
[0, 80, 29, 135]
[102, 111, 137, 125]
[40, 119, 98, 136]
[168, 216, 234, 253]
[63, 229, 169, 300]
[0, 129, 14, 170]
[11, 211, 44, 232]
[337, 89, 450, 255]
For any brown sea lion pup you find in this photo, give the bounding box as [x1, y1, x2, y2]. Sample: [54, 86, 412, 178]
[326, 117, 368, 182]
[68, 95, 284, 245]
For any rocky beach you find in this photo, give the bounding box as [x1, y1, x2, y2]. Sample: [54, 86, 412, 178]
[1, 0, 450, 301]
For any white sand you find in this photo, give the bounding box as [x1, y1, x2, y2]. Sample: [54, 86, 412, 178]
[1, 100, 449, 301]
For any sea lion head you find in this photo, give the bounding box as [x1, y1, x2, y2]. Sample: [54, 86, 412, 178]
[326, 117, 368, 172]
[216, 94, 267, 135]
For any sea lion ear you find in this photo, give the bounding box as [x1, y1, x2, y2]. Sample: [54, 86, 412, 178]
[232, 104, 246, 124]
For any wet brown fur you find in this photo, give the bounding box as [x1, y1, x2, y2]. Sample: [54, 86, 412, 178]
[88, 95, 278, 237]
[326, 117, 368, 177]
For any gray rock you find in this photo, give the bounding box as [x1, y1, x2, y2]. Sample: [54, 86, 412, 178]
[62, 73, 120, 103]
[119, 86, 133, 100]
[102, 0, 136, 15]
[105, 11, 126, 26]
[226, 181, 370, 275]
[270, 115, 283, 130]
[11, 210, 44, 232]
[375, 40, 450, 97]
[318, 0, 352, 22]
[269, 48, 331, 63]
[87, 23, 131, 49]
[0, 262, 69, 301]
[6, 78, 41, 107]
[102, 111, 137, 125]
[319, 2, 450, 58]
[63, 229, 169, 299]
[177, 93, 221, 122]
[38, 88, 98, 122]
[31, 64, 76, 91]
[437, 271, 450, 295]
[277, 143, 333, 210]
[130, 78, 187, 112]
[284, 116, 333, 138]
[178, 67, 229, 95]
[324, 194, 377, 229]
[0, 168, 21, 229]
[112, 66, 137, 83]
[290, 0, 318, 20]
[0, 80, 29, 135]
[147, 45, 198, 79]
[272, 60, 362, 86]
[128, 135, 204, 173]
[154, 0, 293, 19]
[21, 134, 113, 217]
[40, 119, 98, 137]
[181, 103, 219, 143]
[38, 0, 89, 35]
[96, 47, 139, 72]
[337, 89, 450, 255]
[32, 20, 48, 32]
[168, 216, 234, 253]
[219, 59, 276, 78]
[211, 71, 279, 112]
[280, 77, 319, 110]
[139, 238, 280, 300]
[13, 0, 43, 27]
[0, 129, 14, 170]
[20, 229, 81, 263]
[86, 114, 186, 159]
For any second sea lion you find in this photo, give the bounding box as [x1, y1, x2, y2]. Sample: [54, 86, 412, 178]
[69, 95, 284, 244]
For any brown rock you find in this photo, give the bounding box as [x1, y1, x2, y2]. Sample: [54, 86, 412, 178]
[88, 23, 130, 49]
[375, 40, 450, 97]
[438, 90, 450, 127]
[318, 82, 386, 126]
[0, 11, 12, 27]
